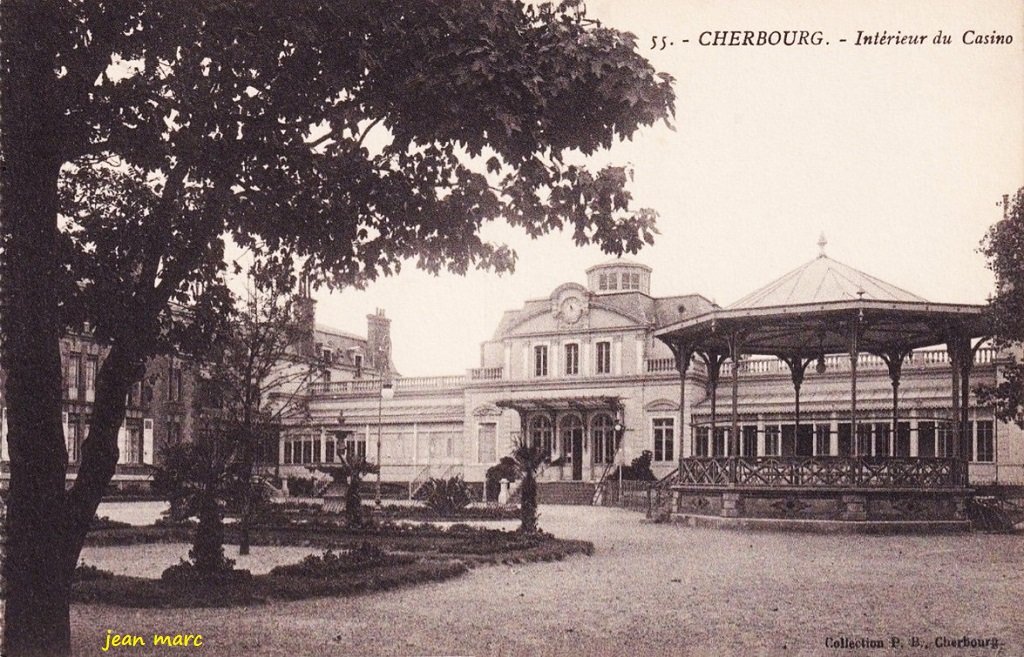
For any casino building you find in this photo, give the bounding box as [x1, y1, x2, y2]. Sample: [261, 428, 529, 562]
[279, 244, 1023, 515]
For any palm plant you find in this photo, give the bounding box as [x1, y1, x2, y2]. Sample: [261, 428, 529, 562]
[511, 438, 549, 533]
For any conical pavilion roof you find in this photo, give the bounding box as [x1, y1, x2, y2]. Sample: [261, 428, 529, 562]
[728, 254, 927, 310]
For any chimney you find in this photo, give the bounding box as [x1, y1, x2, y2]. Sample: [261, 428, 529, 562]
[366, 308, 392, 374]
[293, 275, 317, 357]
[1004, 194, 1011, 221]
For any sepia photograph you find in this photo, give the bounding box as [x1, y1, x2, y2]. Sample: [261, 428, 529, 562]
[0, 1, 1022, 656]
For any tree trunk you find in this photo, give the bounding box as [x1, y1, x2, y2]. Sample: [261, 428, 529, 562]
[192, 491, 227, 574]
[0, 4, 75, 655]
[520, 468, 537, 533]
[345, 474, 363, 527]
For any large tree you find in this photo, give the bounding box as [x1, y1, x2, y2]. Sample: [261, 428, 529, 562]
[978, 187, 1024, 426]
[0, 2, 673, 654]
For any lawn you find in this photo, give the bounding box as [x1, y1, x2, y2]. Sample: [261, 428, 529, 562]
[71, 505, 1023, 656]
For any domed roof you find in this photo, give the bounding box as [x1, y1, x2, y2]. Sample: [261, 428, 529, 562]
[584, 258, 652, 274]
[727, 254, 927, 309]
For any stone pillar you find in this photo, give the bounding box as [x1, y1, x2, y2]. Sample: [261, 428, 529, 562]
[841, 494, 867, 521]
[721, 491, 742, 518]
[498, 478, 510, 505]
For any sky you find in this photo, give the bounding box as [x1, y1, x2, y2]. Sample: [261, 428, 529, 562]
[313, 0, 1024, 377]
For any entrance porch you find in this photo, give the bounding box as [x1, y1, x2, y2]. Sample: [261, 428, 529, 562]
[497, 396, 624, 483]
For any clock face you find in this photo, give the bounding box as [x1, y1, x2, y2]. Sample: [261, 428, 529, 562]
[561, 297, 583, 324]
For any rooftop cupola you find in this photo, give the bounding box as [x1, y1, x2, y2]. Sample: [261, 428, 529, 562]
[585, 260, 652, 295]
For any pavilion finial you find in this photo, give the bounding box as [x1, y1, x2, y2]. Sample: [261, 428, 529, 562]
[817, 232, 828, 258]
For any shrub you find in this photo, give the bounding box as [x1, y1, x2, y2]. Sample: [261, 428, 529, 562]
[608, 450, 657, 481]
[74, 562, 115, 582]
[485, 456, 519, 501]
[160, 558, 248, 585]
[268, 543, 414, 578]
[422, 476, 473, 516]
[287, 476, 323, 497]
[92, 515, 133, 530]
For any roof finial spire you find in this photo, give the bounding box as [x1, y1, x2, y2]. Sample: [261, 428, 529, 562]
[817, 232, 827, 258]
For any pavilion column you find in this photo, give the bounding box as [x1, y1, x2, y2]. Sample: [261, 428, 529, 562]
[849, 320, 860, 457]
[880, 348, 910, 457]
[782, 355, 812, 451]
[728, 333, 743, 458]
[946, 332, 974, 470]
[699, 351, 727, 456]
[671, 343, 694, 475]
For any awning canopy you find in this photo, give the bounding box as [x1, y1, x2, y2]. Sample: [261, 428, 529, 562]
[494, 396, 621, 414]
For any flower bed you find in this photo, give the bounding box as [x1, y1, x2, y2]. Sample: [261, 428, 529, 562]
[76, 521, 593, 607]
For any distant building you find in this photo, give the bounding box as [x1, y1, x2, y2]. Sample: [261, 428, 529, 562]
[280, 254, 1023, 497]
[0, 293, 392, 490]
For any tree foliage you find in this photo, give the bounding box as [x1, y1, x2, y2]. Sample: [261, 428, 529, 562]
[0, 2, 673, 654]
[978, 187, 1024, 427]
[151, 432, 251, 575]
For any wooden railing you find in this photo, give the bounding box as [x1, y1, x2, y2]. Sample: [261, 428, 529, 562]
[677, 456, 966, 489]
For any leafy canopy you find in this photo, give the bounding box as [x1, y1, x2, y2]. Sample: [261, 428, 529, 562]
[52, 0, 674, 355]
[978, 187, 1024, 426]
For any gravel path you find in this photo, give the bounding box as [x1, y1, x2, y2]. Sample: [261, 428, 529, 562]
[70, 505, 1024, 657]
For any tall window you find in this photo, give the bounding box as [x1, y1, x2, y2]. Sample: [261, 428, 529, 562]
[630, 272, 641, 289]
[740, 425, 756, 458]
[695, 427, 710, 457]
[976, 420, 994, 462]
[166, 420, 182, 446]
[66, 415, 79, 463]
[345, 434, 366, 460]
[68, 353, 80, 398]
[856, 423, 872, 456]
[764, 425, 780, 456]
[592, 414, 616, 464]
[873, 422, 890, 457]
[595, 341, 611, 374]
[167, 365, 184, 402]
[918, 421, 936, 457]
[85, 356, 98, 397]
[529, 416, 554, 454]
[598, 273, 608, 291]
[936, 423, 952, 457]
[815, 424, 831, 456]
[607, 273, 618, 290]
[564, 343, 579, 376]
[713, 427, 728, 456]
[653, 418, 675, 462]
[478, 423, 497, 463]
[534, 345, 548, 377]
[125, 423, 143, 464]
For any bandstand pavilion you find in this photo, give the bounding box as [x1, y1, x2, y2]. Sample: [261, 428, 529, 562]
[653, 237, 991, 530]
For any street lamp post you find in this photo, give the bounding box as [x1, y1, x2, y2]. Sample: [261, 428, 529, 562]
[614, 409, 625, 505]
[376, 381, 394, 506]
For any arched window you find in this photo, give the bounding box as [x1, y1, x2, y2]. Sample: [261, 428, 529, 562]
[592, 414, 617, 464]
[529, 415, 553, 454]
[560, 414, 583, 458]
